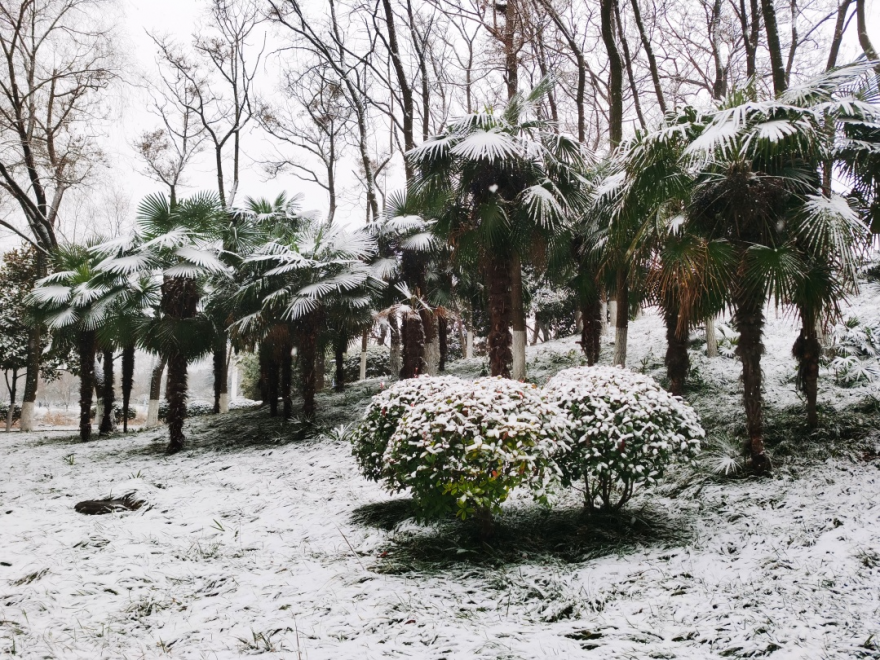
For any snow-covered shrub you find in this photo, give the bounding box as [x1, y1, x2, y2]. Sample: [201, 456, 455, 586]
[343, 346, 391, 381]
[158, 399, 214, 421]
[715, 323, 739, 359]
[350, 376, 466, 483]
[828, 316, 880, 386]
[544, 366, 704, 511]
[383, 377, 570, 521]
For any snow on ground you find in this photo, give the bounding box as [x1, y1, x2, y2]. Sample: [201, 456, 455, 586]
[2, 291, 880, 659]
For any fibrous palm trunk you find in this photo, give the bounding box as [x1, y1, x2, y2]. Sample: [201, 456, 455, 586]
[580, 295, 602, 366]
[793, 323, 821, 428]
[664, 304, 689, 396]
[166, 352, 188, 454]
[400, 310, 426, 379]
[733, 291, 771, 474]
[438, 315, 448, 371]
[121, 346, 135, 432]
[298, 313, 321, 420]
[99, 349, 115, 435]
[78, 330, 96, 442]
[389, 313, 401, 378]
[486, 253, 513, 378]
[5, 367, 18, 432]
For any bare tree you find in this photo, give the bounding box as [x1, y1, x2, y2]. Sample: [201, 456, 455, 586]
[0, 0, 116, 430]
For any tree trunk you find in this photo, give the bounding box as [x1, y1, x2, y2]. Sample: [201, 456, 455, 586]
[581, 295, 602, 366]
[282, 334, 293, 420]
[424, 315, 440, 376]
[600, 0, 624, 148]
[761, 0, 788, 94]
[267, 349, 279, 417]
[121, 346, 134, 433]
[78, 331, 96, 442]
[99, 349, 115, 434]
[608, 298, 617, 338]
[664, 305, 689, 396]
[165, 351, 188, 454]
[298, 315, 321, 420]
[613, 274, 629, 366]
[359, 328, 368, 380]
[212, 333, 228, 414]
[510, 255, 527, 381]
[146, 356, 166, 428]
[630, 0, 666, 113]
[793, 323, 821, 428]
[856, 0, 880, 84]
[734, 293, 771, 474]
[389, 313, 401, 378]
[438, 315, 448, 371]
[21, 252, 46, 433]
[400, 310, 427, 379]
[5, 368, 17, 432]
[706, 316, 719, 358]
[334, 337, 346, 392]
[486, 253, 513, 378]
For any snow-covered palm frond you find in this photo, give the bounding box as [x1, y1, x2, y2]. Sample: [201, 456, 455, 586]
[781, 61, 879, 106]
[521, 182, 567, 227]
[684, 119, 741, 157]
[164, 264, 209, 279]
[29, 285, 71, 304]
[44, 307, 79, 329]
[450, 128, 520, 162]
[382, 214, 429, 235]
[407, 133, 458, 162]
[95, 253, 153, 276]
[794, 194, 867, 277]
[400, 232, 437, 252]
[174, 246, 228, 274]
[70, 282, 109, 307]
[142, 227, 192, 251]
[370, 257, 398, 279]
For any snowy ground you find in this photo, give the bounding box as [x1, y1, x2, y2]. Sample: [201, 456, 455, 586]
[3, 296, 880, 659]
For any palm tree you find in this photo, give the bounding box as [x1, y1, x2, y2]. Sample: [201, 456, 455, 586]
[234, 219, 381, 419]
[96, 193, 228, 454]
[408, 79, 586, 378]
[28, 245, 118, 442]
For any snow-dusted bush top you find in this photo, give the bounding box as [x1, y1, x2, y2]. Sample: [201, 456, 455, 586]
[350, 376, 466, 483]
[544, 366, 704, 509]
[384, 377, 571, 520]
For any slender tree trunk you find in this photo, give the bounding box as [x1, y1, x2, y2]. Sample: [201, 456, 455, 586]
[99, 349, 115, 435]
[600, 0, 624, 148]
[762, 0, 788, 94]
[793, 323, 821, 428]
[630, 0, 666, 113]
[121, 346, 134, 433]
[486, 253, 513, 378]
[856, 0, 880, 84]
[613, 273, 629, 366]
[438, 315, 448, 371]
[424, 315, 440, 376]
[212, 334, 228, 414]
[608, 298, 618, 338]
[267, 349, 279, 417]
[5, 368, 17, 432]
[581, 295, 602, 366]
[734, 293, 771, 474]
[146, 356, 166, 428]
[21, 252, 46, 433]
[510, 254, 527, 380]
[334, 337, 346, 392]
[359, 328, 368, 380]
[282, 334, 293, 420]
[615, 1, 646, 129]
[165, 352, 188, 454]
[664, 304, 689, 396]
[389, 313, 401, 378]
[706, 316, 719, 358]
[78, 331, 96, 442]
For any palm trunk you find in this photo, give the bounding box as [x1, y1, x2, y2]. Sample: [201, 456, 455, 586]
[21, 253, 46, 433]
[146, 356, 166, 428]
[389, 313, 401, 378]
[165, 351, 188, 454]
[664, 304, 689, 396]
[486, 253, 513, 378]
[581, 295, 602, 366]
[316, 344, 326, 391]
[359, 329, 369, 380]
[258, 340, 270, 405]
[793, 322, 821, 428]
[734, 292, 770, 474]
[267, 350, 279, 417]
[121, 346, 134, 432]
[99, 350, 115, 434]
[298, 314, 320, 420]
[400, 310, 426, 379]
[212, 333, 228, 414]
[78, 331, 96, 442]
[613, 273, 629, 366]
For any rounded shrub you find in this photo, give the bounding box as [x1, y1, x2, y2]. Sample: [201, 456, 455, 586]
[350, 376, 466, 483]
[383, 377, 571, 522]
[544, 366, 704, 511]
